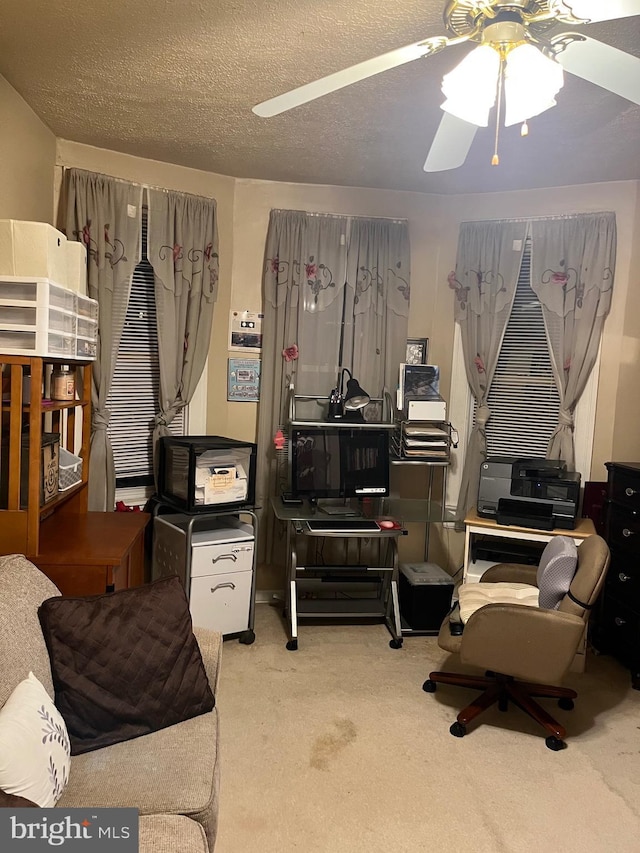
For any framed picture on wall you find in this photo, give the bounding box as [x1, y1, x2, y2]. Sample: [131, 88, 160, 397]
[406, 338, 428, 365]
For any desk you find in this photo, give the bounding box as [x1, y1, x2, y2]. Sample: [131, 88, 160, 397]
[463, 510, 596, 583]
[29, 511, 150, 596]
[272, 498, 412, 651]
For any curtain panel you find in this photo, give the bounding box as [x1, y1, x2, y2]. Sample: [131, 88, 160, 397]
[147, 189, 219, 474]
[256, 209, 410, 564]
[61, 168, 143, 511]
[530, 212, 616, 468]
[450, 219, 528, 520]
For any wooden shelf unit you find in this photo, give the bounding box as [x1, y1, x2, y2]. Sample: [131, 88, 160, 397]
[0, 354, 92, 556]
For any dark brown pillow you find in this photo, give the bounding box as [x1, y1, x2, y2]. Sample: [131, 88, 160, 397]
[38, 576, 214, 755]
[0, 790, 38, 808]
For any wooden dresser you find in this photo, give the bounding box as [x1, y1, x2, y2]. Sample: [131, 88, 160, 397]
[595, 462, 640, 688]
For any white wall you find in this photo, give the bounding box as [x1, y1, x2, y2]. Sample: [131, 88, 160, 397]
[0, 75, 56, 223]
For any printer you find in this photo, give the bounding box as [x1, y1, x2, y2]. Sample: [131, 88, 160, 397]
[477, 457, 581, 530]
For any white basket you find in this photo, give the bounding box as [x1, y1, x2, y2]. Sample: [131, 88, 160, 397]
[58, 447, 83, 491]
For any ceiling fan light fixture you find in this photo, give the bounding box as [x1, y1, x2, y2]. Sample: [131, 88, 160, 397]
[440, 44, 501, 126]
[503, 43, 564, 126]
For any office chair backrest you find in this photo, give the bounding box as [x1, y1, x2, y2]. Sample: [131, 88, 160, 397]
[558, 535, 610, 620]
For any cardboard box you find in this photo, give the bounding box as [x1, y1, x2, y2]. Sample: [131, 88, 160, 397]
[0, 432, 60, 508]
[65, 240, 88, 295]
[0, 220, 68, 285]
[405, 397, 447, 421]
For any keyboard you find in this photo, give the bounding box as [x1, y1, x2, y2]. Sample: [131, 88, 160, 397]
[306, 519, 381, 533]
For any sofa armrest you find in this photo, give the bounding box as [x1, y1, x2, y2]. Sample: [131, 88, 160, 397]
[480, 562, 538, 586]
[193, 627, 223, 694]
[460, 604, 585, 684]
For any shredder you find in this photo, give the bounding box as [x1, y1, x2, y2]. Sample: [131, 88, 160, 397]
[399, 562, 455, 632]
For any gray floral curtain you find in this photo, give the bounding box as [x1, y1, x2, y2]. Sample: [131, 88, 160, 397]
[146, 188, 219, 470]
[530, 212, 616, 468]
[61, 168, 142, 511]
[256, 209, 410, 565]
[450, 219, 529, 520]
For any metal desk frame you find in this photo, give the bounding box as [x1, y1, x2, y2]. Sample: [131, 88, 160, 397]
[273, 498, 406, 651]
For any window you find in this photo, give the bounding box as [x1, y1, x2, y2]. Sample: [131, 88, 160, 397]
[483, 240, 560, 458]
[447, 239, 599, 510]
[107, 209, 184, 489]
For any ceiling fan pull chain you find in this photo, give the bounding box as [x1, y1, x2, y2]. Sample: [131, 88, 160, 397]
[492, 53, 505, 166]
[521, 120, 529, 137]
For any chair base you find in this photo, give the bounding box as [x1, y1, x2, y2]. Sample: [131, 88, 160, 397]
[425, 670, 577, 745]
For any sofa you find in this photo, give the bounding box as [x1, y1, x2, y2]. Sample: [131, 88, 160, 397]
[0, 553, 222, 853]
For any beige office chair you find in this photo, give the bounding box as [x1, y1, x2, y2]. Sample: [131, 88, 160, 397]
[423, 535, 610, 750]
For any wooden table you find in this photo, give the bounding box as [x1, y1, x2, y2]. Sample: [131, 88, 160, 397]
[29, 511, 150, 596]
[463, 509, 596, 584]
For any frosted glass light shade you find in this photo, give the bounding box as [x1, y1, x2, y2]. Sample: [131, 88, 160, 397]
[440, 45, 501, 127]
[504, 44, 564, 126]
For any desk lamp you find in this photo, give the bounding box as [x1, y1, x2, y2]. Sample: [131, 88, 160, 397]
[327, 368, 370, 421]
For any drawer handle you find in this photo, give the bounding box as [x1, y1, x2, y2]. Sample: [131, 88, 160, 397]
[211, 581, 236, 593]
[625, 487, 638, 497]
[614, 616, 626, 627]
[622, 528, 635, 538]
[211, 553, 237, 564]
[618, 572, 631, 582]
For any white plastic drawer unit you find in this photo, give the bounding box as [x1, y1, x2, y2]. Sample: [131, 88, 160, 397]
[151, 514, 255, 638]
[190, 527, 254, 636]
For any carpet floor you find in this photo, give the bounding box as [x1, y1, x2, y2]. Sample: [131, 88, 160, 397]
[215, 603, 640, 853]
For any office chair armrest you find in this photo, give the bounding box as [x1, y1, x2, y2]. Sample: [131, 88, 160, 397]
[193, 627, 223, 694]
[460, 604, 585, 684]
[480, 563, 538, 586]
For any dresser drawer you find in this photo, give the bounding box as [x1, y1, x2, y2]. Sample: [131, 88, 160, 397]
[191, 540, 254, 578]
[599, 596, 640, 666]
[606, 503, 640, 552]
[609, 466, 640, 512]
[606, 549, 640, 607]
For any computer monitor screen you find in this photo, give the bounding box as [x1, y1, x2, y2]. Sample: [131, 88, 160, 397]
[290, 427, 390, 499]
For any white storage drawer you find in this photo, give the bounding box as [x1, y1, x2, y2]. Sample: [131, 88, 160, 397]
[191, 540, 254, 578]
[190, 570, 252, 635]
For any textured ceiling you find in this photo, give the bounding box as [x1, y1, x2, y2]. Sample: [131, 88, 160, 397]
[0, 0, 639, 194]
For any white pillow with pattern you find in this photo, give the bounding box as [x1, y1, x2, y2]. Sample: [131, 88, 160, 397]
[0, 671, 70, 807]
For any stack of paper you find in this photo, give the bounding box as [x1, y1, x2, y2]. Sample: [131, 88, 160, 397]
[395, 423, 451, 459]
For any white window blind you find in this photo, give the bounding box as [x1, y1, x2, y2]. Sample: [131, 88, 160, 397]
[107, 208, 184, 486]
[482, 239, 561, 458]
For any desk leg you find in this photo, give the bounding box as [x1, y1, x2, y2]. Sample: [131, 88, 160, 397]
[286, 522, 299, 651]
[462, 525, 472, 586]
[386, 539, 403, 649]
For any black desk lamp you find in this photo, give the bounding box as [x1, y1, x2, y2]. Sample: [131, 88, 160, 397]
[327, 368, 370, 421]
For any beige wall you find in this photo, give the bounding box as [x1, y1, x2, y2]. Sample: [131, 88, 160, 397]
[0, 75, 56, 223]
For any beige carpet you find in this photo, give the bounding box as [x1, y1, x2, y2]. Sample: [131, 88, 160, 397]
[215, 604, 640, 853]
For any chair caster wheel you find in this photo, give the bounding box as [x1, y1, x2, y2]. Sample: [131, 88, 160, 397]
[558, 698, 574, 711]
[422, 679, 437, 693]
[286, 639, 298, 651]
[239, 630, 255, 645]
[450, 722, 466, 738]
[545, 736, 566, 751]
[389, 638, 403, 649]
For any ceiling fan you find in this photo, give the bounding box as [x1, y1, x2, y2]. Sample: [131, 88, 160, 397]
[252, 0, 640, 172]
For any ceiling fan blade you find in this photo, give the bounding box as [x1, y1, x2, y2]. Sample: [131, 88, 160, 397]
[423, 112, 478, 172]
[555, 36, 640, 106]
[252, 36, 456, 117]
[551, 0, 640, 24]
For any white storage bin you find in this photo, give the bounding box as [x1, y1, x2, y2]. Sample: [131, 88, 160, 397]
[0, 277, 76, 314]
[65, 241, 88, 295]
[76, 293, 98, 321]
[0, 221, 68, 285]
[0, 328, 75, 358]
[76, 316, 97, 340]
[58, 447, 83, 491]
[75, 337, 97, 360]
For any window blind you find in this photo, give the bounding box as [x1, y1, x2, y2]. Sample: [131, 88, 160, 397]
[107, 208, 184, 486]
[483, 240, 560, 458]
